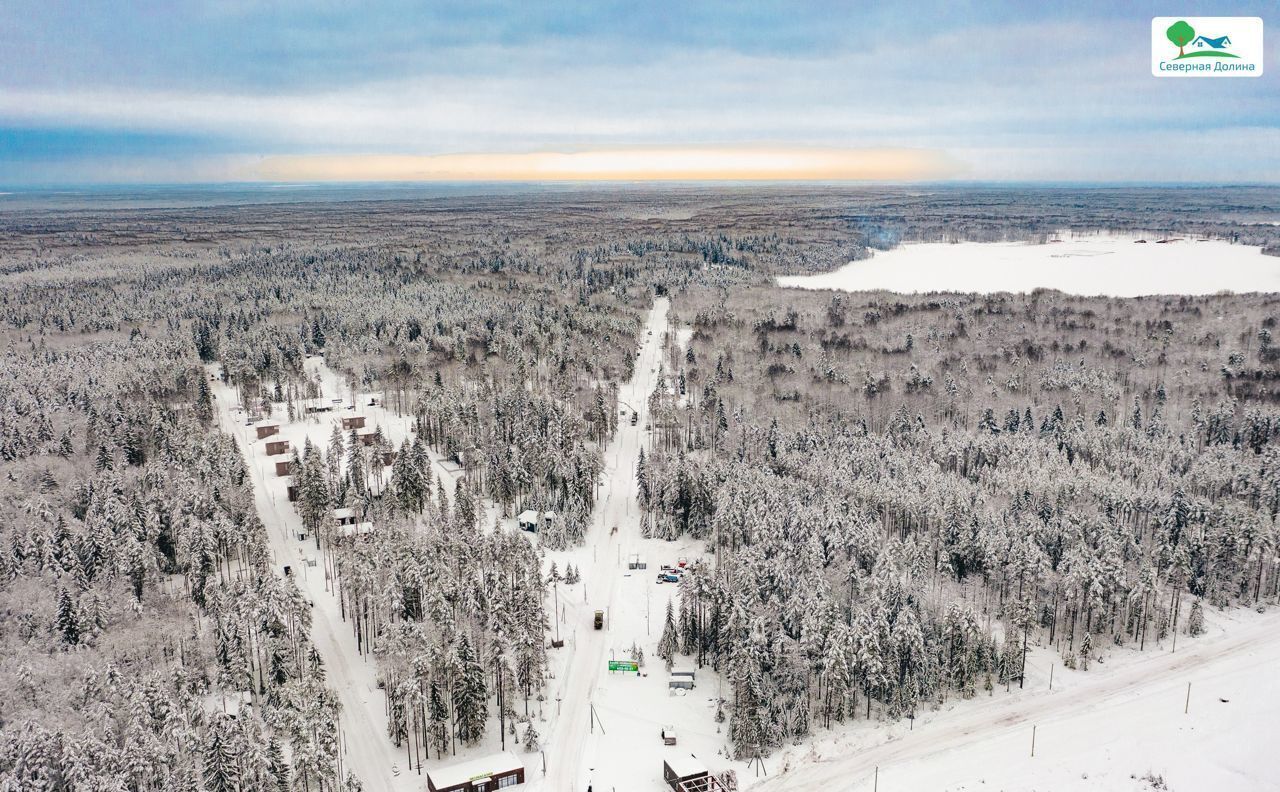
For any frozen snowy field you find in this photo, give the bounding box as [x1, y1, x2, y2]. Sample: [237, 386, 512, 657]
[779, 234, 1280, 297]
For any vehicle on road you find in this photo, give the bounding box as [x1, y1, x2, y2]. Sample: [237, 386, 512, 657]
[594, 609, 604, 629]
[659, 573, 679, 583]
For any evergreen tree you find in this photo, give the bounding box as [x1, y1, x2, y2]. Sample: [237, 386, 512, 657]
[658, 599, 679, 668]
[55, 588, 79, 645]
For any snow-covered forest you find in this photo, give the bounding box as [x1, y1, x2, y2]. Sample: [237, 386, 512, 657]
[642, 283, 1280, 757]
[0, 187, 1277, 790]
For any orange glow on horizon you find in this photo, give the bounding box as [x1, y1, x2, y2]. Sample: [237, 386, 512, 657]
[255, 147, 954, 182]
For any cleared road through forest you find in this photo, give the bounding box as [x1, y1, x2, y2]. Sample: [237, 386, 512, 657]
[533, 297, 671, 792]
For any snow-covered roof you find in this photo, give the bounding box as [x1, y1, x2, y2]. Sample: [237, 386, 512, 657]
[427, 751, 523, 789]
[664, 752, 708, 779]
[254, 419, 279, 427]
[332, 507, 355, 520]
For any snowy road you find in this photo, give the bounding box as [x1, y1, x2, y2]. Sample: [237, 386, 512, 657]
[209, 364, 435, 792]
[533, 297, 672, 792]
[753, 607, 1280, 791]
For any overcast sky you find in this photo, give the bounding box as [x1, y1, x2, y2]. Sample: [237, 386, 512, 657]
[1, 1, 1277, 184]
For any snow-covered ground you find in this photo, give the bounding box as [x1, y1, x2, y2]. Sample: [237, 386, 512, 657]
[210, 301, 1280, 792]
[754, 606, 1280, 792]
[778, 233, 1280, 297]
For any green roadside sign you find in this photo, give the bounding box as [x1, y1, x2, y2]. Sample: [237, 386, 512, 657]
[608, 660, 639, 672]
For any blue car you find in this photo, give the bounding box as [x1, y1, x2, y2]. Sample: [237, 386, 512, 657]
[659, 573, 680, 583]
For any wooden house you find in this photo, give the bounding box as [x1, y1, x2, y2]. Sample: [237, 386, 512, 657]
[255, 421, 280, 439]
[426, 752, 525, 792]
[273, 457, 291, 477]
[265, 439, 289, 455]
[341, 415, 366, 430]
[663, 754, 710, 792]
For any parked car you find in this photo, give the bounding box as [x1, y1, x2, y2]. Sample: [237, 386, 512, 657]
[660, 573, 679, 583]
[594, 610, 604, 629]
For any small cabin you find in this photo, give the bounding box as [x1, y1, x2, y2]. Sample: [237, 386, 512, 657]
[341, 415, 366, 430]
[669, 669, 696, 692]
[265, 439, 290, 456]
[333, 507, 357, 527]
[356, 428, 378, 446]
[517, 510, 556, 533]
[378, 450, 396, 466]
[426, 751, 525, 792]
[273, 457, 291, 477]
[663, 754, 709, 792]
[285, 479, 299, 502]
[255, 421, 280, 439]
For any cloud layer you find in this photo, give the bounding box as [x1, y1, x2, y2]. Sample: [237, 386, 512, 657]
[1, 2, 1277, 184]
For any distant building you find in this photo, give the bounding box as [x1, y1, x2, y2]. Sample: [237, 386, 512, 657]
[341, 415, 366, 430]
[273, 457, 291, 477]
[254, 421, 280, 439]
[284, 477, 298, 502]
[517, 510, 556, 533]
[426, 751, 525, 792]
[304, 398, 337, 413]
[357, 428, 378, 446]
[333, 507, 357, 527]
[265, 439, 289, 456]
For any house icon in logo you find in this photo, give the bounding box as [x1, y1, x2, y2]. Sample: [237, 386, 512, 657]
[1192, 34, 1231, 49]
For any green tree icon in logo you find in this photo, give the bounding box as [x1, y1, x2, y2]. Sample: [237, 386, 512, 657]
[1166, 20, 1195, 57]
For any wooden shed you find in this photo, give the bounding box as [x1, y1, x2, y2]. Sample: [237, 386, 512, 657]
[284, 478, 298, 502]
[341, 415, 366, 430]
[273, 457, 291, 477]
[265, 439, 289, 455]
[357, 428, 378, 446]
[426, 751, 525, 792]
[255, 421, 280, 439]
